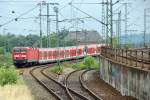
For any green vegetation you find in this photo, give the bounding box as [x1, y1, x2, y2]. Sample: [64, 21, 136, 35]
[50, 65, 63, 75]
[0, 54, 19, 86]
[50, 56, 100, 74]
[125, 43, 132, 49]
[0, 29, 75, 53]
[0, 66, 18, 86]
[0, 47, 4, 54]
[0, 53, 13, 66]
[72, 56, 99, 70]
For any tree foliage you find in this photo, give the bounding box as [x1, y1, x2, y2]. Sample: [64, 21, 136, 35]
[0, 34, 40, 52]
[0, 29, 76, 53]
[72, 56, 99, 69]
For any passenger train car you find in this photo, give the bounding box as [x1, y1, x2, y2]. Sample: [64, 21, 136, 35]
[12, 44, 106, 67]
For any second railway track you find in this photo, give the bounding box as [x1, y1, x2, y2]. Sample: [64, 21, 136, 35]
[30, 65, 98, 100]
[30, 65, 70, 100]
[65, 69, 103, 100]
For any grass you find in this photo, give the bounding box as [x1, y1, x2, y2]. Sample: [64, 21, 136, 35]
[0, 67, 19, 86]
[50, 65, 64, 75]
[0, 54, 33, 100]
[0, 77, 33, 100]
[0, 54, 19, 86]
[0, 53, 13, 66]
[71, 56, 100, 70]
[49, 56, 100, 74]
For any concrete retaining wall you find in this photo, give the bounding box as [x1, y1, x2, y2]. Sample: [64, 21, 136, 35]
[99, 56, 150, 100]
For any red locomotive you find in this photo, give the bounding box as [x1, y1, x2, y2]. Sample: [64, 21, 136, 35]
[12, 44, 106, 67]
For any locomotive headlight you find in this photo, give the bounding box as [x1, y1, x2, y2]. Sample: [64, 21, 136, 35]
[21, 55, 26, 57]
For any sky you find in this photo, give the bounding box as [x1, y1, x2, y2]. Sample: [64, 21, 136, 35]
[0, 0, 150, 36]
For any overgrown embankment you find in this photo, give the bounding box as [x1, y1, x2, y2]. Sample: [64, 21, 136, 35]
[0, 54, 18, 86]
[0, 54, 33, 100]
[49, 56, 100, 75]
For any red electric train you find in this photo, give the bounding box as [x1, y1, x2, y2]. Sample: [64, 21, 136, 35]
[12, 44, 106, 67]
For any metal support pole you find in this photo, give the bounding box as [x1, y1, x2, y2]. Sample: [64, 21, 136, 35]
[144, 9, 146, 47]
[110, 0, 113, 46]
[106, 0, 113, 46]
[122, 49, 123, 63]
[75, 30, 78, 64]
[115, 48, 117, 60]
[142, 51, 144, 68]
[106, 0, 108, 45]
[118, 49, 120, 62]
[135, 50, 137, 67]
[39, 3, 42, 48]
[126, 49, 127, 64]
[47, 4, 50, 48]
[102, 0, 105, 43]
[125, 3, 127, 46]
[130, 50, 132, 66]
[54, 6, 60, 66]
[118, 11, 121, 48]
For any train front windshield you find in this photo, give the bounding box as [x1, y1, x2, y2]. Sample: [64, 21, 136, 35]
[14, 48, 27, 53]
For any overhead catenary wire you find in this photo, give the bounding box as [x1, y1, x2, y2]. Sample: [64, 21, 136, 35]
[69, 3, 107, 26]
[0, 4, 39, 27]
[1, 16, 39, 19]
[0, 0, 40, 2]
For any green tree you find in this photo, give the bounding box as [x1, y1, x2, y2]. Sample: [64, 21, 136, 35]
[26, 34, 40, 47]
[50, 32, 57, 47]
[0, 47, 4, 54]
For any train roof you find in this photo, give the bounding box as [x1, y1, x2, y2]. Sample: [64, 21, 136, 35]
[13, 44, 106, 51]
[13, 47, 38, 50]
[13, 47, 30, 49]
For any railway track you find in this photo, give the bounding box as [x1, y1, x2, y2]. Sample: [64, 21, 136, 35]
[80, 69, 103, 100]
[30, 66, 70, 100]
[65, 69, 103, 100]
[30, 65, 96, 100]
[42, 65, 90, 100]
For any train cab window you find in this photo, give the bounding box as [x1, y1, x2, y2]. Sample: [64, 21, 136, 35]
[14, 49, 20, 53]
[20, 49, 27, 53]
[14, 48, 26, 53]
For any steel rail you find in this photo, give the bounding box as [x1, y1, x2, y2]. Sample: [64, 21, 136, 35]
[30, 66, 63, 100]
[80, 69, 103, 100]
[42, 65, 90, 100]
[65, 69, 102, 100]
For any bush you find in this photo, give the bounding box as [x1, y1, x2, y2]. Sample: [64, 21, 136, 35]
[0, 47, 4, 54]
[0, 53, 13, 66]
[125, 43, 132, 49]
[72, 63, 79, 69]
[72, 56, 100, 70]
[72, 62, 86, 70]
[50, 65, 63, 75]
[83, 56, 96, 69]
[0, 66, 18, 86]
